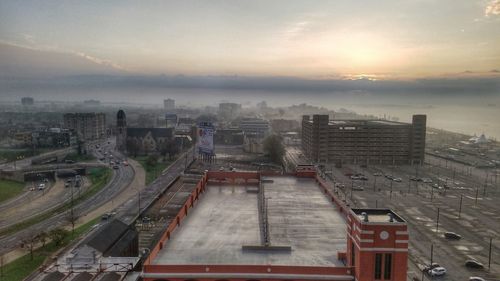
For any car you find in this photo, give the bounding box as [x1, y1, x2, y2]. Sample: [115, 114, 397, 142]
[373, 172, 383, 177]
[38, 183, 45, 190]
[393, 177, 402, 182]
[113, 165, 119, 170]
[422, 178, 433, 183]
[123, 161, 129, 166]
[469, 277, 486, 281]
[352, 186, 364, 191]
[444, 232, 462, 240]
[428, 267, 446, 276]
[423, 263, 441, 272]
[465, 260, 484, 269]
[64, 182, 70, 188]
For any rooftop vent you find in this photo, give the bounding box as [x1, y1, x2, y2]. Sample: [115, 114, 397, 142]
[361, 212, 369, 222]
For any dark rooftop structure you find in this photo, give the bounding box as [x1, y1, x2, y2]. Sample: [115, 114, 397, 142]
[41, 271, 65, 281]
[85, 219, 138, 257]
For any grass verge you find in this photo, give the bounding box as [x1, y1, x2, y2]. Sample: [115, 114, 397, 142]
[0, 148, 53, 163]
[0, 180, 25, 204]
[0, 167, 111, 237]
[0, 217, 100, 281]
[64, 152, 96, 162]
[134, 156, 172, 185]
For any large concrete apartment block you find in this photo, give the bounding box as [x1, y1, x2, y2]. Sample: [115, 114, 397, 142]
[302, 114, 426, 165]
[63, 113, 106, 141]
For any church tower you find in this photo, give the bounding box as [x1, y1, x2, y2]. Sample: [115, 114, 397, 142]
[116, 109, 127, 152]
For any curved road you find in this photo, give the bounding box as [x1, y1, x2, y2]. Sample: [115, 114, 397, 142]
[0, 142, 135, 256]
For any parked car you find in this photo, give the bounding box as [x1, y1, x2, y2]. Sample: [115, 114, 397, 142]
[428, 267, 446, 276]
[64, 182, 70, 188]
[123, 161, 129, 166]
[469, 277, 486, 281]
[393, 177, 402, 182]
[423, 263, 441, 272]
[373, 172, 383, 177]
[465, 260, 484, 269]
[113, 165, 119, 170]
[38, 183, 45, 190]
[444, 232, 462, 240]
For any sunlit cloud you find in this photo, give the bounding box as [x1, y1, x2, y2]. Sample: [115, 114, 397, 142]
[485, 0, 500, 16]
[73, 52, 128, 72]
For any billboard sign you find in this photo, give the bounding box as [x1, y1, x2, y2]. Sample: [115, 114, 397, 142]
[198, 122, 214, 155]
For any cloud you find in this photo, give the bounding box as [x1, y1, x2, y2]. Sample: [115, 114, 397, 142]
[485, 0, 500, 16]
[73, 52, 128, 72]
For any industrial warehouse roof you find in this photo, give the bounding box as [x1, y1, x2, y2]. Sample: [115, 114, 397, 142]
[152, 176, 347, 266]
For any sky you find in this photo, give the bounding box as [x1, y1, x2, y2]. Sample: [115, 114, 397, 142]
[1, 0, 500, 80]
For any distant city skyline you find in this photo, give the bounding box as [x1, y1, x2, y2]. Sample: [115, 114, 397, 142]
[1, 0, 500, 80]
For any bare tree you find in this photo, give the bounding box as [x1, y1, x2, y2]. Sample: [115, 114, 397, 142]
[126, 139, 140, 158]
[49, 228, 70, 246]
[38, 231, 48, 248]
[21, 232, 39, 261]
[65, 209, 79, 236]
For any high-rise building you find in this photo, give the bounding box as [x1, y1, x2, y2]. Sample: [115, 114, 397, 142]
[63, 113, 106, 141]
[218, 102, 241, 120]
[302, 114, 426, 165]
[21, 97, 34, 106]
[164, 99, 175, 111]
[239, 117, 270, 137]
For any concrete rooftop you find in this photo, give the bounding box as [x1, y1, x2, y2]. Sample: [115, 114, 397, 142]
[153, 176, 346, 266]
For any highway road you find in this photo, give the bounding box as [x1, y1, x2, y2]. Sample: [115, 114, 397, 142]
[0, 147, 75, 171]
[0, 139, 135, 256]
[25, 147, 194, 280]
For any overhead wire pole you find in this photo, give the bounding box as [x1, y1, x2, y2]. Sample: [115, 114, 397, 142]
[488, 237, 493, 271]
[458, 194, 463, 219]
[435, 208, 440, 233]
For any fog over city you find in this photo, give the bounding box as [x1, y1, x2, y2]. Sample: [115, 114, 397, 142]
[1, 1, 500, 281]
